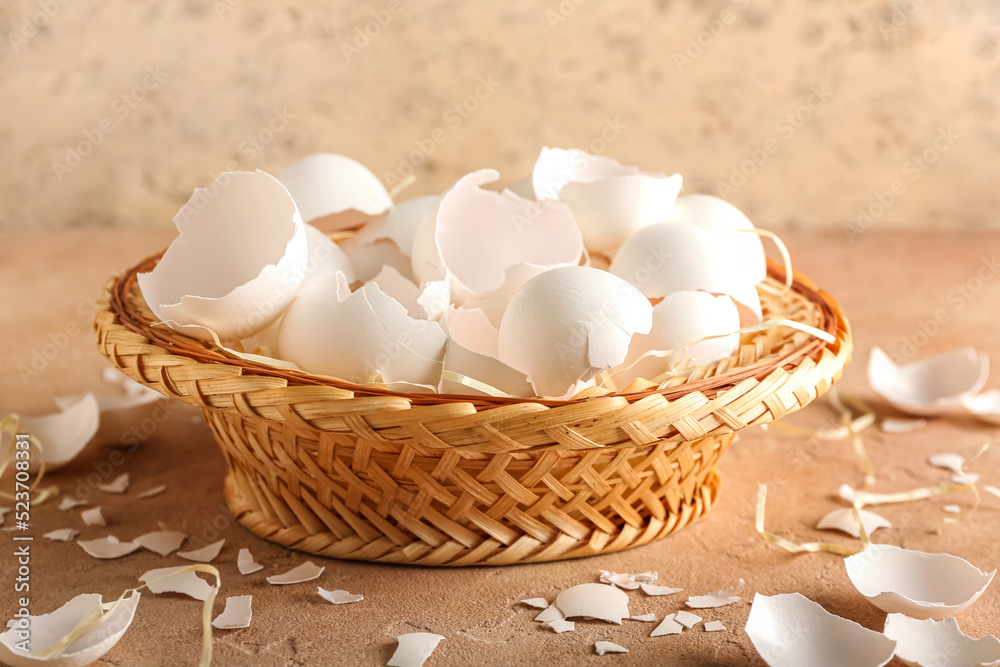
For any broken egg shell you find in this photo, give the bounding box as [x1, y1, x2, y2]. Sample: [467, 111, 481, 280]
[663, 194, 767, 283]
[338, 235, 415, 284]
[134, 531, 187, 557]
[745, 592, 896, 667]
[81, 507, 105, 527]
[299, 223, 357, 290]
[139, 566, 213, 601]
[884, 613, 1000, 667]
[0, 591, 140, 667]
[534, 605, 565, 623]
[816, 508, 891, 539]
[78, 536, 141, 560]
[237, 548, 264, 575]
[520, 598, 548, 609]
[444, 307, 499, 358]
[387, 632, 445, 667]
[369, 265, 423, 318]
[553, 583, 630, 625]
[277, 153, 392, 228]
[97, 473, 130, 494]
[640, 583, 683, 597]
[354, 195, 437, 256]
[614, 291, 740, 387]
[964, 389, 1000, 426]
[532, 147, 683, 255]
[435, 169, 583, 295]
[19, 393, 99, 470]
[317, 588, 363, 605]
[879, 417, 928, 434]
[211, 595, 253, 630]
[867, 346, 989, 416]
[454, 263, 552, 330]
[266, 561, 325, 585]
[594, 640, 628, 654]
[844, 544, 996, 620]
[929, 453, 966, 474]
[650, 614, 683, 637]
[176, 539, 224, 563]
[704, 620, 727, 632]
[685, 579, 744, 609]
[278, 275, 447, 389]
[137, 170, 308, 341]
[498, 266, 652, 398]
[439, 338, 534, 398]
[409, 194, 448, 286]
[609, 222, 763, 323]
[43, 528, 79, 542]
[545, 619, 575, 634]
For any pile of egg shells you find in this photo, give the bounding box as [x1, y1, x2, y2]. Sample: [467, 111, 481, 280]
[137, 149, 767, 399]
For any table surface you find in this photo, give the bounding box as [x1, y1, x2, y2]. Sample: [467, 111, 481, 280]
[1, 229, 999, 666]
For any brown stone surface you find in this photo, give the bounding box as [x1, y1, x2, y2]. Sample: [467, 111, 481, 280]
[1, 229, 999, 666]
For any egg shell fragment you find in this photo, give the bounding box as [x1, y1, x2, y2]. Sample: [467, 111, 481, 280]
[439, 338, 534, 398]
[964, 389, 1000, 426]
[532, 147, 683, 255]
[78, 536, 141, 560]
[139, 566, 213, 601]
[317, 588, 363, 605]
[745, 593, 896, 667]
[134, 531, 187, 557]
[278, 273, 447, 389]
[266, 561, 325, 585]
[498, 266, 653, 398]
[594, 641, 628, 654]
[553, 583, 630, 625]
[237, 548, 264, 575]
[277, 153, 392, 229]
[339, 236, 415, 283]
[884, 613, 1000, 667]
[816, 508, 891, 539]
[177, 539, 224, 563]
[434, 169, 584, 295]
[609, 222, 762, 323]
[387, 633, 445, 667]
[844, 544, 996, 620]
[137, 170, 308, 341]
[615, 291, 740, 387]
[19, 393, 100, 470]
[867, 346, 989, 416]
[354, 195, 437, 256]
[0, 592, 140, 667]
[212, 595, 253, 630]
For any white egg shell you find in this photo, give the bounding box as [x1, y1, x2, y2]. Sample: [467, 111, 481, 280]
[614, 291, 740, 387]
[444, 307, 500, 358]
[277, 153, 392, 230]
[19, 393, 100, 470]
[409, 194, 448, 285]
[815, 508, 891, 539]
[532, 147, 683, 255]
[0, 591, 140, 667]
[137, 170, 308, 341]
[439, 338, 534, 398]
[963, 389, 1000, 426]
[553, 583, 630, 625]
[844, 544, 996, 620]
[663, 194, 767, 283]
[609, 222, 762, 323]
[868, 347, 989, 416]
[745, 593, 896, 667]
[368, 266, 422, 318]
[884, 613, 1000, 667]
[435, 169, 584, 295]
[339, 236, 415, 283]
[508, 175, 536, 200]
[456, 263, 553, 329]
[498, 266, 652, 398]
[353, 195, 437, 256]
[278, 273, 447, 388]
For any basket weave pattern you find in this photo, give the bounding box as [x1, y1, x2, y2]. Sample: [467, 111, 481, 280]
[95, 256, 850, 565]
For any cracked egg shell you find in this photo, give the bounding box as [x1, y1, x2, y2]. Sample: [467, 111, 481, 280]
[868, 347, 989, 416]
[498, 266, 652, 398]
[353, 195, 437, 257]
[845, 544, 996, 620]
[137, 170, 307, 341]
[278, 272, 447, 390]
[532, 147, 683, 255]
[609, 221, 762, 323]
[277, 153, 392, 230]
[884, 613, 1000, 667]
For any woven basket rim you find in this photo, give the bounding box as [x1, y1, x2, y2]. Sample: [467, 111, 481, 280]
[105, 251, 847, 410]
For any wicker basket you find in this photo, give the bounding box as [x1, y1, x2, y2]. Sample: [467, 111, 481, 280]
[95, 253, 850, 566]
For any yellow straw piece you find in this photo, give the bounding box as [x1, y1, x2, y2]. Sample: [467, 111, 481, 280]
[0, 413, 57, 504]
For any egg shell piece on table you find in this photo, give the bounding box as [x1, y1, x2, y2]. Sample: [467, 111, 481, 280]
[137, 170, 308, 342]
[744, 593, 896, 667]
[867, 346, 989, 416]
[963, 389, 1000, 426]
[0, 592, 140, 667]
[433, 169, 584, 296]
[844, 544, 996, 620]
[609, 221, 763, 323]
[883, 613, 1000, 667]
[498, 266, 653, 398]
[815, 508, 891, 539]
[387, 633, 445, 667]
[277, 153, 392, 231]
[532, 147, 683, 255]
[17, 393, 100, 470]
[663, 194, 767, 283]
[552, 583, 630, 625]
[278, 272, 447, 391]
[614, 290, 740, 388]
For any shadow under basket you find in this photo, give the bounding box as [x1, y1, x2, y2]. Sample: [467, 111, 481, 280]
[95, 255, 851, 566]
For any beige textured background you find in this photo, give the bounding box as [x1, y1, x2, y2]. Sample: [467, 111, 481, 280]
[1, 0, 998, 233]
